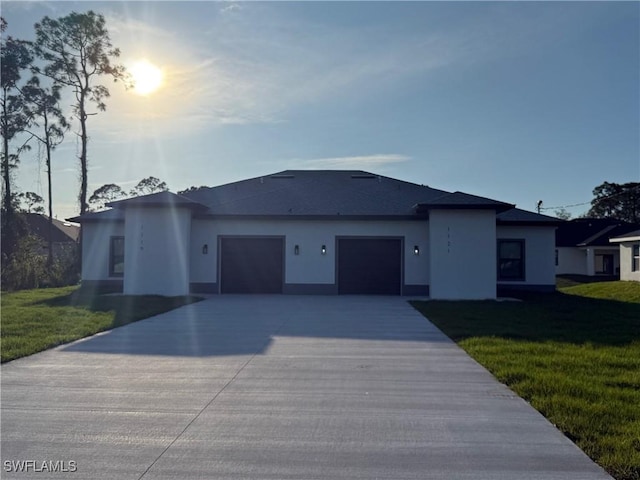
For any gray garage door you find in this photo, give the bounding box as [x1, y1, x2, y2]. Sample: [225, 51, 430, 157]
[220, 237, 284, 293]
[337, 238, 402, 295]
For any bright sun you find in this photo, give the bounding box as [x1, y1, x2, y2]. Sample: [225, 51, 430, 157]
[130, 60, 163, 96]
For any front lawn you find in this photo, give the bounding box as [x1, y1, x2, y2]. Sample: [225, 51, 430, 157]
[412, 281, 640, 480]
[1, 286, 202, 363]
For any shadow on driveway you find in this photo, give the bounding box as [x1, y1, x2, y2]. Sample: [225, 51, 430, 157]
[62, 295, 448, 357]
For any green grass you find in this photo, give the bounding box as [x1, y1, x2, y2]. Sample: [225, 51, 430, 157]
[556, 274, 619, 289]
[1, 286, 203, 363]
[412, 281, 640, 480]
[562, 281, 640, 303]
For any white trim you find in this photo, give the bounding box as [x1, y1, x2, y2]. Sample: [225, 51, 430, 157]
[610, 235, 640, 243]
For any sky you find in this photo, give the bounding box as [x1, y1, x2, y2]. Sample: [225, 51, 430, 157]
[3, 1, 639, 221]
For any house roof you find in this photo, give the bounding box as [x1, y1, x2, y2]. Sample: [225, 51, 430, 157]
[416, 191, 515, 214]
[106, 191, 209, 211]
[609, 229, 640, 243]
[66, 209, 124, 223]
[496, 208, 563, 225]
[67, 170, 557, 225]
[181, 170, 449, 217]
[23, 213, 80, 243]
[556, 217, 640, 247]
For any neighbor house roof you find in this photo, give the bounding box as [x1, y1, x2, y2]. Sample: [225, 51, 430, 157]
[67, 170, 557, 224]
[23, 213, 80, 243]
[556, 218, 640, 247]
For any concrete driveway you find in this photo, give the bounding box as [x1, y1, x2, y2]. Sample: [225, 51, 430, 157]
[1, 296, 611, 479]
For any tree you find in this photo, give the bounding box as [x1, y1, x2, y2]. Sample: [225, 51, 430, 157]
[18, 191, 45, 213]
[23, 77, 68, 264]
[178, 185, 208, 195]
[33, 11, 126, 215]
[1, 18, 34, 222]
[130, 176, 168, 196]
[88, 183, 126, 211]
[587, 181, 640, 223]
[554, 207, 572, 220]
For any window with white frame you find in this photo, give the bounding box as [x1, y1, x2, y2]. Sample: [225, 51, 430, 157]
[633, 243, 640, 272]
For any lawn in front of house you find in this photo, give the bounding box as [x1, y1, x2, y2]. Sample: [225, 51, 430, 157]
[1, 286, 202, 363]
[411, 281, 640, 480]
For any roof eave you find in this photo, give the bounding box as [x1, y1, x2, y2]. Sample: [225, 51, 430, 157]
[66, 216, 124, 224]
[194, 213, 422, 221]
[497, 219, 563, 227]
[105, 201, 208, 211]
[416, 204, 515, 214]
[610, 236, 640, 243]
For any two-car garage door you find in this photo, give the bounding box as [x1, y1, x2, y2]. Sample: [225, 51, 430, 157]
[219, 236, 402, 295]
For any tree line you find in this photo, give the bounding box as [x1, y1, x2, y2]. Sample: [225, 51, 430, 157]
[1, 11, 126, 289]
[550, 181, 639, 223]
[88, 176, 168, 211]
[14, 176, 170, 214]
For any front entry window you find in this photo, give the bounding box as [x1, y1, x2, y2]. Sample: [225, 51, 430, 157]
[109, 237, 125, 277]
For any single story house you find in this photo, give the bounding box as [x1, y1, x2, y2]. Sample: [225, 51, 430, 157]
[555, 217, 640, 277]
[609, 230, 640, 282]
[69, 170, 561, 300]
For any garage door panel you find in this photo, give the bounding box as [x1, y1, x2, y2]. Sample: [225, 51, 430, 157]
[338, 238, 402, 295]
[220, 237, 284, 293]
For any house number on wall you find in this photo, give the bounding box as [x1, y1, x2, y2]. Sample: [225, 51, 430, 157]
[447, 226, 451, 254]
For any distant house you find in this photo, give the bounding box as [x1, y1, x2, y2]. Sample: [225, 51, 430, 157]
[609, 230, 640, 282]
[69, 170, 561, 300]
[23, 213, 80, 257]
[555, 218, 640, 277]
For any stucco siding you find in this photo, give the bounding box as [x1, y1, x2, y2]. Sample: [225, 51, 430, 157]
[188, 219, 429, 291]
[81, 222, 124, 280]
[557, 246, 620, 276]
[497, 225, 556, 287]
[556, 247, 587, 275]
[123, 207, 191, 296]
[190, 219, 215, 283]
[618, 242, 640, 281]
[429, 210, 496, 300]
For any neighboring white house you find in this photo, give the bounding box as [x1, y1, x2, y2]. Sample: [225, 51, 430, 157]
[555, 218, 640, 277]
[609, 230, 640, 282]
[69, 170, 560, 300]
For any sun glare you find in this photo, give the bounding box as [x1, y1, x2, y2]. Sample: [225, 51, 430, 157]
[130, 60, 163, 96]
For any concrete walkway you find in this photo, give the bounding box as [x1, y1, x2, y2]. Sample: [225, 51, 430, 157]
[1, 296, 611, 479]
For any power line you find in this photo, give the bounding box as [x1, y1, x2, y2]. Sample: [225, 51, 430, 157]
[539, 184, 640, 212]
